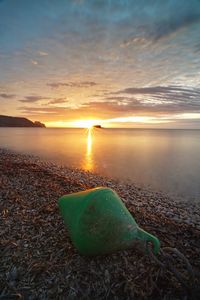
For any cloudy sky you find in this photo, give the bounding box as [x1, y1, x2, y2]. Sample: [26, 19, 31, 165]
[1, 0, 200, 128]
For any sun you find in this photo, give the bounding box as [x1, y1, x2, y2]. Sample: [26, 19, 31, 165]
[73, 119, 101, 128]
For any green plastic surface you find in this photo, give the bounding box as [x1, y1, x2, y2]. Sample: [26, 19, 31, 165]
[58, 187, 160, 256]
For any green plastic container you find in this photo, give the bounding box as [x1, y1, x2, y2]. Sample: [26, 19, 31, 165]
[58, 187, 160, 256]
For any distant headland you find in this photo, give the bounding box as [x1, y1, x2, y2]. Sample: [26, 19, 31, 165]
[0, 115, 46, 128]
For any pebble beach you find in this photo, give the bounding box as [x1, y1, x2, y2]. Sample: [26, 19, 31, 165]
[0, 148, 200, 299]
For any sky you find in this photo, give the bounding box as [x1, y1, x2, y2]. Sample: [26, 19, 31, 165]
[1, 0, 200, 128]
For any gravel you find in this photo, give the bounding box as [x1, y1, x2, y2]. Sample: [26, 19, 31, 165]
[0, 148, 200, 299]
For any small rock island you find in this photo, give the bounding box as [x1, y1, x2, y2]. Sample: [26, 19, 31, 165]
[0, 115, 46, 127]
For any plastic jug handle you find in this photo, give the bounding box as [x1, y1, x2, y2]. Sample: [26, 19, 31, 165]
[138, 228, 160, 254]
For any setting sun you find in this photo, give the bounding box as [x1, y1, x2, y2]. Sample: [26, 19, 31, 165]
[72, 119, 102, 128]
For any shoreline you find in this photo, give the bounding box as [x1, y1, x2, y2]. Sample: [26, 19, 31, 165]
[0, 148, 200, 299]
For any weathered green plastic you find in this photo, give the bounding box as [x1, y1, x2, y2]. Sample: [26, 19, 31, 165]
[58, 187, 160, 256]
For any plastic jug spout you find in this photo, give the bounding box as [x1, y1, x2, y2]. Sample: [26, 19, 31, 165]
[137, 228, 160, 254]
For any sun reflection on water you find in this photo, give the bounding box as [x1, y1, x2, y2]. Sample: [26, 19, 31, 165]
[83, 127, 94, 171]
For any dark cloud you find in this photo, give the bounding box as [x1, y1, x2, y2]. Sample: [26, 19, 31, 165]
[114, 85, 200, 95]
[19, 86, 200, 120]
[17, 83, 200, 124]
[152, 14, 200, 40]
[112, 85, 200, 110]
[47, 98, 67, 105]
[121, 1, 200, 47]
[143, 11, 200, 42]
[19, 96, 50, 103]
[0, 93, 16, 99]
[106, 96, 133, 101]
[19, 106, 69, 117]
[48, 81, 97, 88]
[19, 96, 67, 105]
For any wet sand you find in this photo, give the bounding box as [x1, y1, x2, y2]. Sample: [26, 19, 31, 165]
[0, 149, 199, 299]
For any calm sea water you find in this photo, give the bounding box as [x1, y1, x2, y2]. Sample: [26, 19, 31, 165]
[1, 127, 200, 202]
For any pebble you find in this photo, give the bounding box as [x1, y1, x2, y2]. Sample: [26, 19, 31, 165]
[0, 148, 199, 300]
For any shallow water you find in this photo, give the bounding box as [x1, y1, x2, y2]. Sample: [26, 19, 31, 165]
[1, 127, 200, 201]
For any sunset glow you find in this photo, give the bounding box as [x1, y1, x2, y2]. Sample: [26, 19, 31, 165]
[72, 120, 102, 129]
[1, 1, 200, 128]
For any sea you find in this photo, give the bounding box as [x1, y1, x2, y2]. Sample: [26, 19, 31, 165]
[0, 127, 200, 202]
